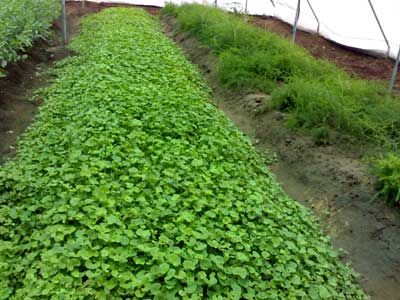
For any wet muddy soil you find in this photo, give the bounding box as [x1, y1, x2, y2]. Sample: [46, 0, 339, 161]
[163, 17, 400, 300]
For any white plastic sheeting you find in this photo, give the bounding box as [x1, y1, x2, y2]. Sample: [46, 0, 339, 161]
[72, 0, 400, 59]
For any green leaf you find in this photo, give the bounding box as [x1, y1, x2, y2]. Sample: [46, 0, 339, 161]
[319, 286, 331, 299]
[183, 259, 197, 271]
[158, 262, 170, 274]
[167, 253, 181, 267]
[230, 267, 248, 279]
[136, 228, 151, 240]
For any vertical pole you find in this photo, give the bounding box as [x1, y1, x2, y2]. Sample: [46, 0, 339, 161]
[292, 0, 301, 43]
[269, 0, 276, 8]
[214, 0, 217, 7]
[244, 0, 249, 21]
[367, 0, 390, 57]
[82, 0, 85, 8]
[306, 0, 320, 33]
[389, 45, 400, 93]
[61, 0, 68, 45]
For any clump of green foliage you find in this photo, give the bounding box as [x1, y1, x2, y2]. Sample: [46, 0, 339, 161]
[0, 8, 365, 299]
[161, 3, 400, 204]
[373, 153, 400, 205]
[0, 0, 59, 76]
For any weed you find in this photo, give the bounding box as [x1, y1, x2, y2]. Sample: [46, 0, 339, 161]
[373, 153, 400, 205]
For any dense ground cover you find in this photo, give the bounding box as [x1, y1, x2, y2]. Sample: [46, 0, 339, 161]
[0, 0, 59, 76]
[162, 3, 400, 204]
[0, 7, 365, 299]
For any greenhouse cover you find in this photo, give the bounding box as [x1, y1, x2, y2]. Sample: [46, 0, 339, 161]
[72, 0, 400, 59]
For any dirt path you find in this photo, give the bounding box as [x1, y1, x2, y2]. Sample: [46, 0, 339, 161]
[163, 18, 400, 300]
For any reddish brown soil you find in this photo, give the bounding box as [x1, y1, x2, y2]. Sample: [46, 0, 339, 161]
[251, 16, 399, 89]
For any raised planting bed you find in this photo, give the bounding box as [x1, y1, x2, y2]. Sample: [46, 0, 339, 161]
[0, 8, 365, 299]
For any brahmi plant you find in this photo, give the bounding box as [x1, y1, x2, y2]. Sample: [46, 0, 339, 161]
[0, 8, 365, 299]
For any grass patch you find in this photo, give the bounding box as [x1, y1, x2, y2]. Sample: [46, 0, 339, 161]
[373, 153, 400, 205]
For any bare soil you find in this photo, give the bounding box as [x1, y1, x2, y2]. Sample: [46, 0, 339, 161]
[163, 17, 400, 300]
[0, 36, 68, 163]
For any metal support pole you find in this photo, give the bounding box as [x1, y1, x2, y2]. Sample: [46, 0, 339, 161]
[269, 0, 276, 8]
[306, 0, 320, 33]
[82, 0, 85, 8]
[389, 45, 400, 93]
[61, 0, 68, 45]
[244, 0, 248, 21]
[367, 0, 390, 57]
[292, 0, 301, 43]
[214, 0, 217, 7]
